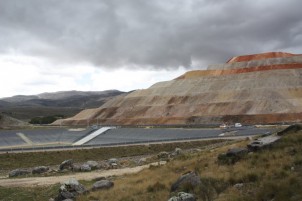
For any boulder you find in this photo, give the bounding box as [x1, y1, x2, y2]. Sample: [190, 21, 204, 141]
[92, 180, 114, 191]
[32, 166, 49, 174]
[9, 169, 31, 177]
[157, 151, 170, 159]
[55, 178, 87, 201]
[227, 148, 248, 156]
[234, 183, 244, 190]
[138, 158, 147, 165]
[190, 149, 202, 153]
[218, 148, 248, 165]
[86, 160, 99, 169]
[108, 158, 118, 165]
[171, 172, 201, 192]
[98, 161, 110, 170]
[168, 192, 196, 201]
[110, 162, 118, 169]
[171, 148, 183, 157]
[108, 158, 119, 168]
[59, 159, 73, 171]
[71, 164, 81, 172]
[175, 148, 183, 154]
[80, 164, 91, 172]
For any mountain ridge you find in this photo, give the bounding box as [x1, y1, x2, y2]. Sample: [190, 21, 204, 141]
[0, 90, 126, 121]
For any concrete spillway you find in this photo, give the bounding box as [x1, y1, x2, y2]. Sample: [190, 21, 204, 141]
[72, 127, 114, 145]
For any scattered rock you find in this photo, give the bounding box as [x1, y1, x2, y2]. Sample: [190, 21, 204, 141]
[190, 148, 202, 153]
[171, 148, 183, 157]
[54, 178, 87, 201]
[80, 164, 92, 172]
[138, 158, 147, 165]
[157, 151, 170, 159]
[171, 171, 201, 192]
[168, 192, 196, 201]
[86, 160, 99, 169]
[98, 161, 110, 170]
[119, 159, 131, 166]
[247, 136, 281, 151]
[59, 159, 73, 171]
[110, 163, 118, 169]
[218, 148, 248, 165]
[234, 183, 244, 190]
[92, 180, 114, 191]
[71, 164, 81, 172]
[108, 158, 118, 165]
[107, 158, 119, 169]
[9, 169, 31, 177]
[174, 148, 183, 155]
[32, 166, 49, 174]
[226, 148, 249, 157]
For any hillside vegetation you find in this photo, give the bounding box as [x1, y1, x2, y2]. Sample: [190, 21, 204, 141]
[0, 125, 301, 200]
[76, 125, 302, 201]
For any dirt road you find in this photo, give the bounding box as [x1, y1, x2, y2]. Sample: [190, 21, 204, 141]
[0, 162, 166, 188]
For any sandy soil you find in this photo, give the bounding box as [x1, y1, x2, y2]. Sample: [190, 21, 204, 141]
[0, 162, 166, 188]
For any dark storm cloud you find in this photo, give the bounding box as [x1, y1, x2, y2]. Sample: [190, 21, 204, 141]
[0, 0, 302, 69]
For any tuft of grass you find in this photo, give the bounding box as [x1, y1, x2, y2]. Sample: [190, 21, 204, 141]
[0, 184, 59, 201]
[147, 182, 166, 192]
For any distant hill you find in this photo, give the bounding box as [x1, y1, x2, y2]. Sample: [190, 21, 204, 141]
[2, 90, 123, 107]
[0, 90, 126, 122]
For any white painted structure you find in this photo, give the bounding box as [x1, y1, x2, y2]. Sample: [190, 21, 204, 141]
[72, 127, 114, 146]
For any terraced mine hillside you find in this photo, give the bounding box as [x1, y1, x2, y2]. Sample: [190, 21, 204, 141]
[55, 52, 302, 126]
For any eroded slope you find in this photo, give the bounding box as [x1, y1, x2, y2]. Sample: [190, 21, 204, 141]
[55, 52, 302, 125]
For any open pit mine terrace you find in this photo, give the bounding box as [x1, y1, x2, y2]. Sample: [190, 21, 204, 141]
[0, 126, 276, 153]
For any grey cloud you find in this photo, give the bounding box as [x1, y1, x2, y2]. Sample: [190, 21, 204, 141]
[0, 0, 302, 69]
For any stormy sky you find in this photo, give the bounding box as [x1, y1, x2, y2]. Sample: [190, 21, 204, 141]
[0, 0, 302, 97]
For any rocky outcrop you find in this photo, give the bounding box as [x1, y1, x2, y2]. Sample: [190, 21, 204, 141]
[9, 169, 31, 177]
[171, 172, 201, 192]
[92, 180, 114, 191]
[54, 178, 87, 201]
[59, 159, 73, 171]
[55, 52, 302, 126]
[85, 160, 99, 170]
[80, 164, 91, 172]
[157, 151, 170, 159]
[32, 166, 49, 174]
[168, 192, 196, 201]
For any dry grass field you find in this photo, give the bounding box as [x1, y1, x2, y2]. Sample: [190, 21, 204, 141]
[1, 125, 302, 201]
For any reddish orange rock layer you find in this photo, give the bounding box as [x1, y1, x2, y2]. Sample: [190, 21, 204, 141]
[227, 52, 297, 63]
[176, 63, 302, 79]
